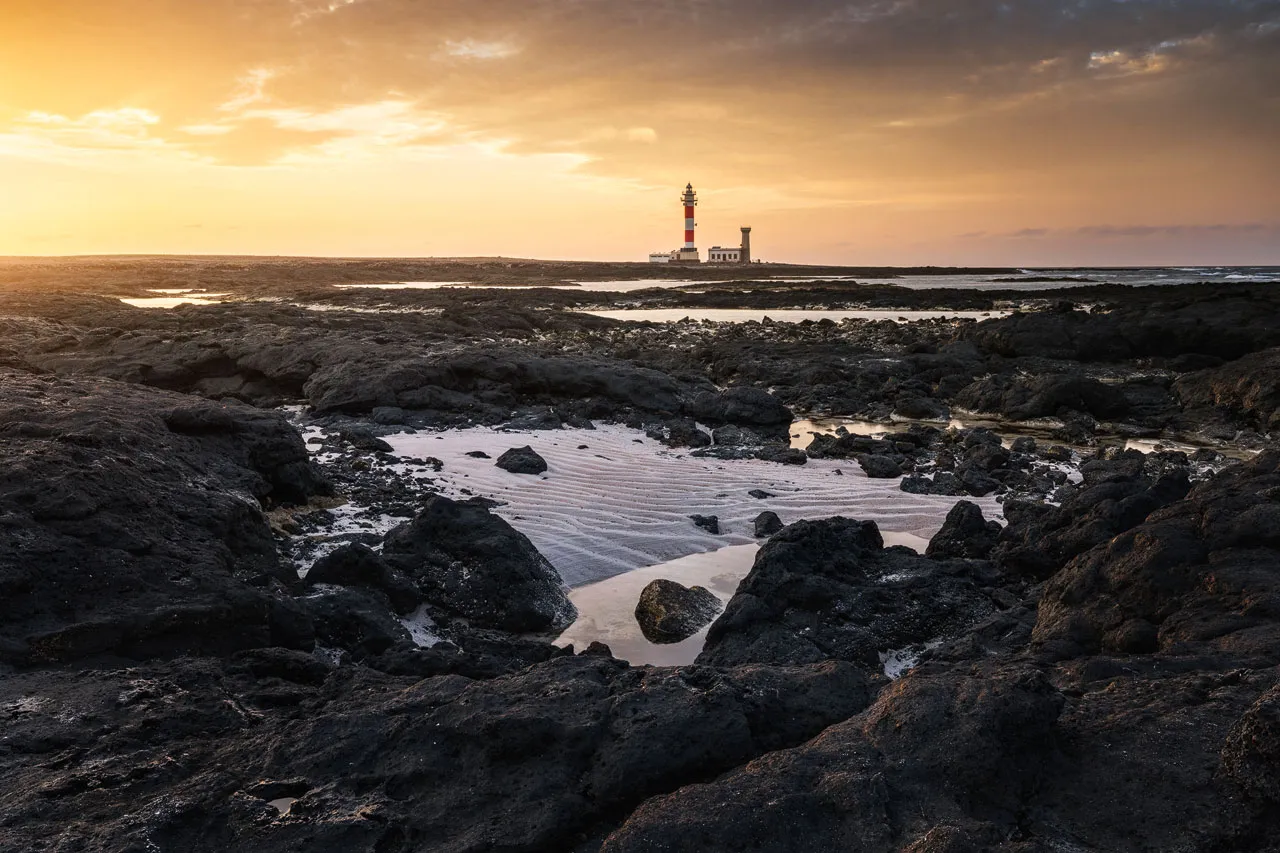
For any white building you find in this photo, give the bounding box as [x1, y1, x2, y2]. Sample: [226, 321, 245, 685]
[707, 246, 741, 264]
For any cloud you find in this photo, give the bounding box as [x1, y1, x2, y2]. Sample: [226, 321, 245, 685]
[16, 108, 162, 148]
[1, 0, 1277, 261]
[984, 223, 1280, 240]
[1076, 223, 1276, 238]
[442, 39, 519, 60]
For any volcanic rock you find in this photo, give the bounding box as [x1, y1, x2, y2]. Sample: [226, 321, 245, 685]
[955, 373, 1129, 421]
[600, 662, 1063, 852]
[698, 518, 996, 671]
[495, 445, 548, 475]
[994, 448, 1192, 580]
[926, 501, 1003, 559]
[690, 514, 721, 534]
[754, 511, 784, 537]
[305, 543, 420, 614]
[634, 580, 723, 643]
[686, 386, 793, 427]
[857, 453, 904, 478]
[382, 495, 575, 632]
[0, 371, 326, 667]
[1033, 450, 1280, 660]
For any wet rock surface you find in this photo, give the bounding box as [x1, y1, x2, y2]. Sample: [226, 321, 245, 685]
[0, 262, 1278, 852]
[634, 579, 724, 643]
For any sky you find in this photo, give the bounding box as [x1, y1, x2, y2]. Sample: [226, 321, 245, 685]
[1, 0, 1278, 266]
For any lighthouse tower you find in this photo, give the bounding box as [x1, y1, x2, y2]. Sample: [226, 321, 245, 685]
[674, 183, 700, 263]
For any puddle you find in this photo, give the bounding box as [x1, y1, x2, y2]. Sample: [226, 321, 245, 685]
[554, 530, 929, 666]
[382, 424, 984, 586]
[119, 293, 229, 308]
[268, 798, 297, 816]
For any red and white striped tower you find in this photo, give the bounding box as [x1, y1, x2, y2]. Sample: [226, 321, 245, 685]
[682, 183, 698, 251]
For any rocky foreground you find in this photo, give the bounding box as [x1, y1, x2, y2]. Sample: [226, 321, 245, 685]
[1, 261, 1279, 852]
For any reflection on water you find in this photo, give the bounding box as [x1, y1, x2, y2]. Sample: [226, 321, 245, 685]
[581, 308, 1005, 324]
[119, 294, 229, 308]
[790, 415, 1247, 458]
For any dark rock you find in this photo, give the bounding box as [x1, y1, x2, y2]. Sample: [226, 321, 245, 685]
[857, 453, 904, 478]
[755, 445, 808, 465]
[305, 544, 421, 615]
[955, 373, 1130, 421]
[699, 518, 995, 671]
[1221, 684, 1280, 802]
[1010, 435, 1037, 454]
[1174, 346, 1280, 432]
[382, 495, 575, 632]
[338, 428, 394, 453]
[754, 511, 784, 537]
[690, 514, 721, 534]
[634, 579, 723, 643]
[1034, 451, 1280, 661]
[894, 396, 950, 421]
[748, 489, 775, 499]
[900, 472, 967, 496]
[465, 449, 491, 459]
[648, 417, 712, 448]
[600, 663, 1063, 852]
[958, 466, 1000, 497]
[0, 372, 326, 667]
[370, 406, 407, 425]
[495, 445, 548, 475]
[710, 424, 760, 446]
[299, 586, 410, 657]
[995, 450, 1192, 580]
[926, 501, 1002, 560]
[0, 652, 876, 853]
[686, 386, 793, 427]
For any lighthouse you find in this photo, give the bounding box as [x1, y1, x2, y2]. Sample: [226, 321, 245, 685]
[649, 182, 754, 263]
[672, 183, 700, 263]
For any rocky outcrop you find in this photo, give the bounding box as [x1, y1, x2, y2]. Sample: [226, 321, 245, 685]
[600, 663, 1064, 852]
[698, 518, 997, 671]
[994, 448, 1192, 580]
[954, 372, 1129, 421]
[0, 371, 327, 667]
[495, 445, 548, 474]
[926, 500, 1002, 559]
[685, 386, 793, 428]
[0, 654, 877, 853]
[857, 453, 903, 478]
[1034, 450, 1280, 661]
[1174, 346, 1280, 432]
[381, 495, 576, 633]
[634, 580, 723, 643]
[304, 350, 690, 417]
[304, 543, 420, 614]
